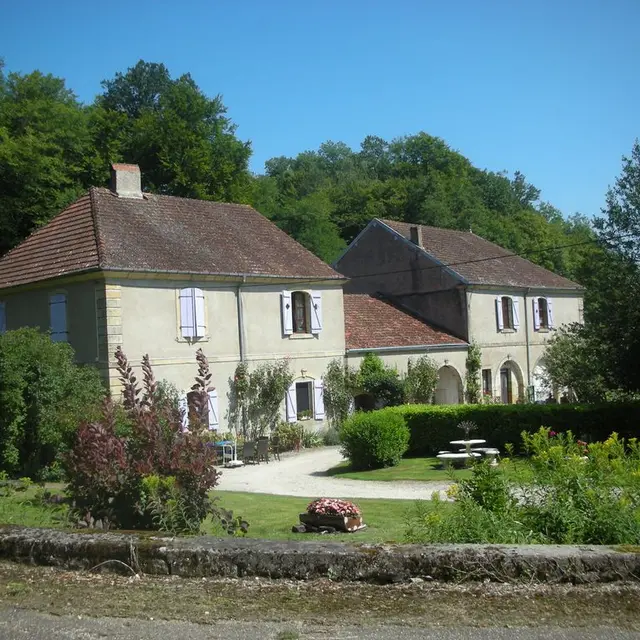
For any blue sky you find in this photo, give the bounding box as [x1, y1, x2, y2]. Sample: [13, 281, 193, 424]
[1, 0, 638, 218]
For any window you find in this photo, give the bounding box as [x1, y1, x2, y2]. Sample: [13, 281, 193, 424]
[533, 297, 554, 331]
[285, 379, 325, 422]
[296, 381, 312, 419]
[179, 287, 206, 339]
[49, 293, 68, 342]
[495, 295, 520, 331]
[293, 292, 309, 334]
[482, 369, 492, 397]
[281, 290, 323, 336]
[0, 301, 5, 334]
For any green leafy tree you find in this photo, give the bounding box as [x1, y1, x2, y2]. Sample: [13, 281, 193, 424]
[93, 60, 252, 202]
[405, 355, 439, 404]
[0, 66, 100, 254]
[322, 359, 358, 429]
[357, 353, 404, 408]
[0, 328, 105, 478]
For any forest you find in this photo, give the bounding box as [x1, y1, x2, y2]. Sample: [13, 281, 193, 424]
[1, 59, 639, 400]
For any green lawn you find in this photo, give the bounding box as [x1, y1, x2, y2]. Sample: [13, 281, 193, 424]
[326, 457, 473, 482]
[1, 486, 442, 544]
[327, 457, 532, 483]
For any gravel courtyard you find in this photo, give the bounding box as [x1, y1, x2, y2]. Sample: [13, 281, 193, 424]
[216, 446, 449, 500]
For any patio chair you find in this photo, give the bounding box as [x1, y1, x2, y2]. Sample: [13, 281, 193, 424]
[242, 441, 257, 464]
[270, 434, 281, 461]
[257, 438, 270, 464]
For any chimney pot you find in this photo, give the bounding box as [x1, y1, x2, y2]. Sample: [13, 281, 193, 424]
[409, 225, 422, 248]
[110, 163, 143, 199]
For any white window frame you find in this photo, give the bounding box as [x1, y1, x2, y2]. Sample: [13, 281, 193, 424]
[49, 292, 68, 342]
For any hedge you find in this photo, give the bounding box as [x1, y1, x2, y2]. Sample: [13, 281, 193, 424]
[372, 403, 640, 457]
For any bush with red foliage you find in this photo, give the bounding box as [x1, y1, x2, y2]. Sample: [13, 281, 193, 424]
[64, 348, 221, 532]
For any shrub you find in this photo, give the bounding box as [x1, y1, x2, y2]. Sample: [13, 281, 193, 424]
[64, 348, 246, 535]
[339, 409, 409, 470]
[384, 402, 640, 457]
[323, 359, 358, 429]
[321, 425, 341, 446]
[357, 353, 404, 407]
[272, 421, 303, 452]
[404, 355, 438, 404]
[405, 428, 640, 545]
[0, 328, 105, 479]
[301, 429, 324, 448]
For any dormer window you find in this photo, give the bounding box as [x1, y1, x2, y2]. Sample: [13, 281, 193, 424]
[496, 295, 520, 332]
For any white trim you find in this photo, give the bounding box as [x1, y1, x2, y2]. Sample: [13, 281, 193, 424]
[346, 343, 468, 354]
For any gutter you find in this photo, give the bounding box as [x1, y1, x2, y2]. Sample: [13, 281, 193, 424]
[346, 343, 468, 355]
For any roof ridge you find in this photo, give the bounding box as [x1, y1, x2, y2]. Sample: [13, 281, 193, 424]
[91, 186, 255, 210]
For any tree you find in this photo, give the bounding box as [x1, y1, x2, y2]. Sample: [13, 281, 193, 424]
[93, 60, 252, 202]
[0, 67, 99, 254]
[405, 355, 439, 404]
[322, 359, 358, 430]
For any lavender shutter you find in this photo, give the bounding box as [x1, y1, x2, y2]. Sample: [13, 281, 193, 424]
[49, 293, 68, 342]
[512, 297, 520, 330]
[533, 298, 540, 330]
[547, 298, 555, 329]
[285, 382, 297, 422]
[495, 296, 504, 331]
[310, 291, 323, 334]
[178, 393, 189, 432]
[313, 379, 325, 419]
[281, 291, 293, 335]
[179, 288, 195, 338]
[194, 288, 206, 337]
[207, 389, 219, 430]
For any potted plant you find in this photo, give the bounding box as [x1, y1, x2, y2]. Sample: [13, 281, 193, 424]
[299, 498, 364, 532]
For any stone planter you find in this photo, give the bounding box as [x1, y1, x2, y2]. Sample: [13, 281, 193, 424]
[299, 512, 364, 532]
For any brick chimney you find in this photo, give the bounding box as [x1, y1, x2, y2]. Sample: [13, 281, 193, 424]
[110, 163, 143, 199]
[409, 225, 423, 248]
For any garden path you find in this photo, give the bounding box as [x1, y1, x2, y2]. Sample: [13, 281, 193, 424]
[216, 446, 450, 500]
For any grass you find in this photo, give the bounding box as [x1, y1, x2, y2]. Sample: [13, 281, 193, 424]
[0, 486, 444, 544]
[326, 457, 532, 483]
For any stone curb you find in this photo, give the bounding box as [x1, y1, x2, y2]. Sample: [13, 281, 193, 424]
[0, 526, 639, 583]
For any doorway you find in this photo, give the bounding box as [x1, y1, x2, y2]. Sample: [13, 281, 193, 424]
[500, 368, 513, 404]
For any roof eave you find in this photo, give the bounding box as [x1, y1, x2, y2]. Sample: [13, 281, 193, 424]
[346, 343, 468, 354]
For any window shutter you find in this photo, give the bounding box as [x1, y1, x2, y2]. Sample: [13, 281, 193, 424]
[178, 393, 189, 432]
[533, 298, 540, 330]
[281, 291, 293, 335]
[495, 296, 504, 331]
[49, 293, 68, 342]
[313, 379, 325, 419]
[285, 382, 297, 422]
[207, 389, 219, 430]
[512, 297, 520, 330]
[179, 288, 196, 338]
[310, 291, 323, 334]
[194, 288, 206, 337]
[547, 298, 555, 329]
[0, 302, 5, 334]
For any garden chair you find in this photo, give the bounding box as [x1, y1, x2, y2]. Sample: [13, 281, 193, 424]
[242, 441, 257, 464]
[270, 434, 281, 461]
[257, 437, 270, 464]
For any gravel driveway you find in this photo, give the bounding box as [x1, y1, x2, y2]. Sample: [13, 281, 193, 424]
[216, 446, 449, 500]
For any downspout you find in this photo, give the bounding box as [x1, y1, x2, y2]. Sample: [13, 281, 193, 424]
[236, 277, 247, 438]
[524, 288, 532, 394]
[236, 277, 246, 363]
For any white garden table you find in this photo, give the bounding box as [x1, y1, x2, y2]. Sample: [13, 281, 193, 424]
[450, 439, 486, 455]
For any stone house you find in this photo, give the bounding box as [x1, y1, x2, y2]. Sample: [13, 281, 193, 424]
[0, 164, 347, 429]
[335, 219, 584, 403]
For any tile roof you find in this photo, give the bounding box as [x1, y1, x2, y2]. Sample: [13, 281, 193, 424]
[379, 220, 582, 290]
[0, 188, 342, 289]
[344, 294, 466, 350]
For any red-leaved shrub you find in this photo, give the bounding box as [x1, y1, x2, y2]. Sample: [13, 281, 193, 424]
[65, 348, 222, 532]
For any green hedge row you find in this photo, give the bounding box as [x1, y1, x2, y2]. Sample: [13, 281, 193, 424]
[374, 403, 640, 457]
